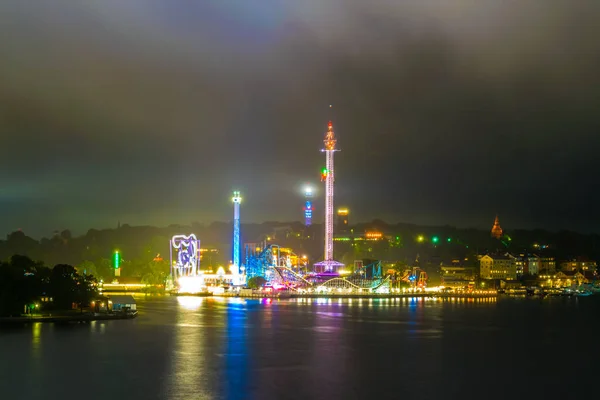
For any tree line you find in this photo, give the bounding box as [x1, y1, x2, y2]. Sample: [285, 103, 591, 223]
[0, 255, 97, 317]
[0, 222, 598, 282]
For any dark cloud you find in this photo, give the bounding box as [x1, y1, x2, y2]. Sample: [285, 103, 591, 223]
[1, 0, 599, 237]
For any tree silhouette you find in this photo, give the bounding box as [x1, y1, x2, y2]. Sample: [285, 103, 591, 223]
[247, 276, 267, 289]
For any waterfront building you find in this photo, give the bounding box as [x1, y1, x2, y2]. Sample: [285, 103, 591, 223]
[107, 295, 137, 312]
[480, 254, 517, 280]
[538, 270, 597, 288]
[440, 266, 476, 290]
[500, 280, 524, 290]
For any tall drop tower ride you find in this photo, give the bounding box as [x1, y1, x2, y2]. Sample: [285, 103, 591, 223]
[315, 122, 344, 273]
[232, 191, 242, 272]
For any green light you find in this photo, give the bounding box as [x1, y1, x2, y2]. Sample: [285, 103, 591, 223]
[113, 251, 120, 269]
[447, 237, 452, 242]
[432, 236, 439, 243]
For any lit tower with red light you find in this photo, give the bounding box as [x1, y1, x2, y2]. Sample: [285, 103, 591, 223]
[314, 121, 344, 273]
[232, 191, 242, 272]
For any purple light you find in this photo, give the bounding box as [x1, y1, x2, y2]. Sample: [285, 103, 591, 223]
[171, 234, 200, 277]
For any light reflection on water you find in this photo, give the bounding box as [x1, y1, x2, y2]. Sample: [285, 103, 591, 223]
[0, 296, 598, 400]
[163, 297, 212, 400]
[176, 295, 204, 311]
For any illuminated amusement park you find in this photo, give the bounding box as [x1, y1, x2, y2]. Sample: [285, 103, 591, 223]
[167, 121, 493, 298]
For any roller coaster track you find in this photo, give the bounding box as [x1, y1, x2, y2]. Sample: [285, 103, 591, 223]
[371, 275, 391, 290]
[272, 266, 312, 288]
[318, 278, 362, 289]
[272, 269, 392, 292]
[246, 243, 397, 291]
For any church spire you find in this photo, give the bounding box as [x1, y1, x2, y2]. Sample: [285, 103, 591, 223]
[491, 215, 503, 239]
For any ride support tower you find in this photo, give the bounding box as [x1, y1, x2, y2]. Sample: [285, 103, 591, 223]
[304, 186, 313, 227]
[232, 191, 242, 273]
[314, 121, 344, 273]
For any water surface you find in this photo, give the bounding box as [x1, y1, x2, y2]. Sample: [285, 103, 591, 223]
[1, 296, 598, 399]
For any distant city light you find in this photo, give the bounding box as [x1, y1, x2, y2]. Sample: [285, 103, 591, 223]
[113, 251, 120, 269]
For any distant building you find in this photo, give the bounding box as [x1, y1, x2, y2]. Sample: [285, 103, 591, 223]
[491, 215, 503, 239]
[199, 247, 219, 265]
[364, 231, 383, 240]
[333, 230, 390, 242]
[337, 208, 349, 232]
[480, 254, 517, 280]
[559, 258, 597, 272]
[514, 254, 541, 276]
[440, 266, 476, 281]
[540, 257, 556, 274]
[440, 266, 476, 289]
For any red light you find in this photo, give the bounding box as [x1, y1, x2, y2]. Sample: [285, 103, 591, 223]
[328, 121, 333, 127]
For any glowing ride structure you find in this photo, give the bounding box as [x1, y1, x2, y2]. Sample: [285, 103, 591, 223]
[245, 244, 391, 293]
[242, 120, 396, 292]
[314, 121, 344, 273]
[168, 119, 425, 295]
[170, 234, 201, 278]
[231, 191, 243, 285]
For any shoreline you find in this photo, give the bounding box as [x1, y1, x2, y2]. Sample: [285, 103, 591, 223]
[0, 311, 138, 326]
[172, 292, 498, 299]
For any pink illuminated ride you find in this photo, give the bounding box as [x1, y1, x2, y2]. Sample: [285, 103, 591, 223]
[314, 121, 344, 274]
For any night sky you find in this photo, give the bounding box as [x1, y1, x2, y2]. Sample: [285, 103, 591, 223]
[1, 1, 599, 238]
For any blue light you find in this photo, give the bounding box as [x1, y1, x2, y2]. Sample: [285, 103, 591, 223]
[232, 191, 242, 270]
[304, 200, 313, 226]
